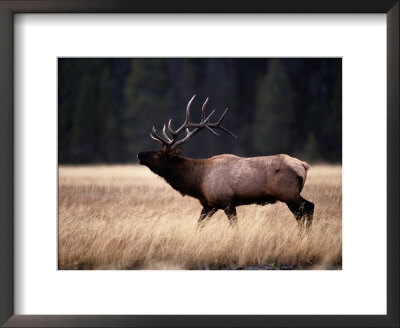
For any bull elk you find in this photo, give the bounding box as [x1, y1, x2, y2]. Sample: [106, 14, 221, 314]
[137, 95, 314, 227]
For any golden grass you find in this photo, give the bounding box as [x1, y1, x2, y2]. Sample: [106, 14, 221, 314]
[58, 164, 342, 270]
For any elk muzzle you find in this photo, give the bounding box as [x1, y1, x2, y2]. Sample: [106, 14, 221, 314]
[137, 152, 144, 165]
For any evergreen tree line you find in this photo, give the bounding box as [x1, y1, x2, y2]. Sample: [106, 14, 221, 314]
[58, 58, 341, 164]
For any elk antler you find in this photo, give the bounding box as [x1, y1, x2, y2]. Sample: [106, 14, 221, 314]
[150, 95, 237, 149]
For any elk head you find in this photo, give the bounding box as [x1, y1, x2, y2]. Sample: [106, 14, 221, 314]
[137, 95, 237, 174]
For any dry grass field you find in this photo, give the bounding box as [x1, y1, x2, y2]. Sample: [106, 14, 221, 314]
[58, 164, 342, 270]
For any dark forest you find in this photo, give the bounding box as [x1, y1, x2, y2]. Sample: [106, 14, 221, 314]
[58, 58, 341, 164]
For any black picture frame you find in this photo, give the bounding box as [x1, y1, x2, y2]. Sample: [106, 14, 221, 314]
[0, 1, 398, 327]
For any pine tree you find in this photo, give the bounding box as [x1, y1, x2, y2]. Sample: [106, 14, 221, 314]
[97, 65, 117, 162]
[71, 72, 98, 163]
[123, 59, 168, 158]
[304, 133, 319, 162]
[254, 59, 295, 155]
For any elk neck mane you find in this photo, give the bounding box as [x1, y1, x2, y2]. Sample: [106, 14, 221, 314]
[157, 155, 206, 198]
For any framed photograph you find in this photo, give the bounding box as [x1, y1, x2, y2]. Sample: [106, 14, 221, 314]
[58, 57, 342, 271]
[0, 1, 398, 327]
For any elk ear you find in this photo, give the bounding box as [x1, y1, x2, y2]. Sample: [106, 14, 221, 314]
[170, 146, 183, 157]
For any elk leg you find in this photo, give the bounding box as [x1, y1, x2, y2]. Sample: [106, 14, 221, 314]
[302, 197, 314, 227]
[287, 197, 314, 228]
[224, 205, 238, 226]
[197, 206, 218, 227]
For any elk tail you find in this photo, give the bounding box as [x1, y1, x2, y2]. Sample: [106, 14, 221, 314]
[299, 161, 310, 191]
[301, 161, 310, 171]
